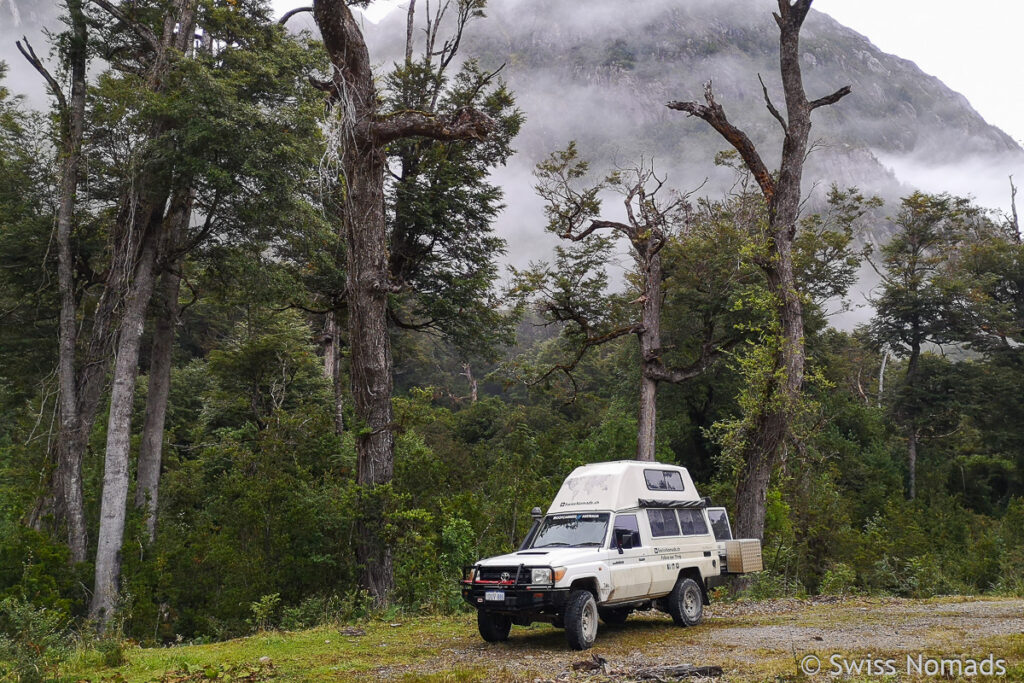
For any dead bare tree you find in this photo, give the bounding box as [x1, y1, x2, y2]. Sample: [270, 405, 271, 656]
[527, 149, 735, 461]
[312, 0, 493, 604]
[667, 0, 850, 539]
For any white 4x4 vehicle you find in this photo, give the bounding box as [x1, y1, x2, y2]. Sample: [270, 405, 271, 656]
[460, 461, 761, 649]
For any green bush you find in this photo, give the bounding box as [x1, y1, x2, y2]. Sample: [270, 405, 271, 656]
[280, 591, 373, 630]
[248, 593, 281, 632]
[819, 562, 857, 596]
[743, 570, 804, 600]
[0, 597, 70, 683]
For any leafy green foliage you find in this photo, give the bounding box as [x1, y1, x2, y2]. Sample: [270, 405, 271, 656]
[383, 57, 523, 361]
[0, 597, 70, 683]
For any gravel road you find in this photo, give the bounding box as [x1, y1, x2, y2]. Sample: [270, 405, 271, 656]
[374, 597, 1024, 681]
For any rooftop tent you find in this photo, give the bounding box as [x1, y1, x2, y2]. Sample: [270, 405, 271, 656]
[547, 461, 701, 513]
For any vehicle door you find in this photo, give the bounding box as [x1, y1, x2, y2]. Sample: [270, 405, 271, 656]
[607, 513, 651, 602]
[646, 508, 686, 595]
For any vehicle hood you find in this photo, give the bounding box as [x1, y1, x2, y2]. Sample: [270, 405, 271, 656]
[476, 547, 606, 567]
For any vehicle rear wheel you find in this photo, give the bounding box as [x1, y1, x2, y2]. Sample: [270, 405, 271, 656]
[564, 589, 599, 650]
[477, 609, 512, 642]
[667, 576, 704, 627]
[598, 606, 630, 625]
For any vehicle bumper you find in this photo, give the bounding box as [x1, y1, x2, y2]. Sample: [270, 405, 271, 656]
[461, 583, 571, 614]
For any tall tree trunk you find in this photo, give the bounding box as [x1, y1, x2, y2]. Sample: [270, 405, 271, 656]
[90, 207, 165, 622]
[134, 268, 180, 541]
[17, 0, 89, 561]
[461, 363, 478, 404]
[907, 428, 918, 501]
[345, 148, 397, 601]
[636, 251, 663, 462]
[56, 0, 89, 562]
[903, 341, 921, 500]
[668, 0, 849, 541]
[636, 375, 658, 462]
[314, 0, 492, 605]
[323, 309, 345, 434]
[88, 0, 199, 624]
[135, 189, 192, 541]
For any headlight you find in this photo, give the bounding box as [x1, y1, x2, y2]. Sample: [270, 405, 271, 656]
[463, 567, 477, 582]
[531, 568, 553, 584]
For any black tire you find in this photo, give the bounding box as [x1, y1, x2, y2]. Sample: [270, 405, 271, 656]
[666, 576, 704, 627]
[477, 609, 512, 642]
[598, 606, 631, 625]
[564, 589, 599, 650]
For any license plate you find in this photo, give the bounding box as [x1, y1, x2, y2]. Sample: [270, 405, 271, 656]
[484, 591, 505, 601]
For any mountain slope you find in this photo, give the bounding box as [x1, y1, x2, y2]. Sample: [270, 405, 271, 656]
[357, 0, 1022, 258]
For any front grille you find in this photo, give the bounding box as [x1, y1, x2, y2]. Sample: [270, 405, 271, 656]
[476, 566, 528, 585]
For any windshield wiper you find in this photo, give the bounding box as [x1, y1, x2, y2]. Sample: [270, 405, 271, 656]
[536, 542, 570, 547]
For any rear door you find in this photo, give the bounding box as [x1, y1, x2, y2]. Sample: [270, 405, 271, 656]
[606, 513, 652, 602]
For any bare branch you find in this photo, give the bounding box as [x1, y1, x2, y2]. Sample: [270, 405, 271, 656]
[404, 0, 416, 64]
[371, 106, 494, 144]
[89, 0, 162, 54]
[561, 219, 632, 242]
[16, 38, 67, 115]
[388, 308, 438, 331]
[278, 5, 313, 25]
[528, 324, 640, 389]
[809, 85, 852, 110]
[667, 82, 776, 203]
[645, 337, 739, 383]
[464, 62, 506, 103]
[758, 73, 787, 132]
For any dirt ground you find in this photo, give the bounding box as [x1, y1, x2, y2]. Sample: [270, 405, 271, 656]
[375, 597, 1024, 681]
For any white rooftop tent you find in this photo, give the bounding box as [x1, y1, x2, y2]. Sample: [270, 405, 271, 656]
[547, 461, 702, 513]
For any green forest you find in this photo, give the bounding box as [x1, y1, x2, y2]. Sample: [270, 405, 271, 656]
[0, 0, 1023, 680]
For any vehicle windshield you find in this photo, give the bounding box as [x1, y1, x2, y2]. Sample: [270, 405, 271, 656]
[531, 513, 610, 548]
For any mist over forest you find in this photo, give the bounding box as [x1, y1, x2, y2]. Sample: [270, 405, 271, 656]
[4, 0, 1022, 273]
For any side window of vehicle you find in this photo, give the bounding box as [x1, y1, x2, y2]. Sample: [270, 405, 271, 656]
[644, 469, 685, 491]
[707, 507, 733, 540]
[611, 514, 641, 549]
[647, 508, 681, 537]
[678, 509, 710, 536]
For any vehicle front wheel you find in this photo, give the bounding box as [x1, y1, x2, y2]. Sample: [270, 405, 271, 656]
[598, 606, 630, 625]
[564, 589, 599, 650]
[477, 609, 512, 642]
[667, 576, 704, 627]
